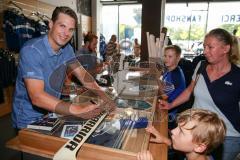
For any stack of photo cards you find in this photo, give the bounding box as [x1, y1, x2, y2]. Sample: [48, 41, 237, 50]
[61, 125, 83, 139]
[27, 116, 60, 131]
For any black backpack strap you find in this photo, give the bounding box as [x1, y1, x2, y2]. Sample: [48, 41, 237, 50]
[194, 60, 208, 86]
[197, 60, 207, 75]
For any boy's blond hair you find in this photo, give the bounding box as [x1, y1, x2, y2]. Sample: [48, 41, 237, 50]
[164, 45, 182, 57]
[177, 109, 226, 154]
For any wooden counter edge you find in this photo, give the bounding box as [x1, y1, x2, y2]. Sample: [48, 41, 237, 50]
[6, 130, 138, 160]
[5, 110, 168, 160]
[6, 136, 53, 158]
[149, 109, 168, 160]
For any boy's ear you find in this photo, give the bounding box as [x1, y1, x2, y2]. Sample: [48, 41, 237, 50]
[193, 143, 207, 153]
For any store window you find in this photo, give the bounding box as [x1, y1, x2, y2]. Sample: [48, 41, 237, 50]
[165, 3, 208, 58]
[102, 5, 118, 43]
[101, 2, 240, 58]
[101, 4, 142, 55]
[207, 2, 240, 33]
[165, 2, 240, 59]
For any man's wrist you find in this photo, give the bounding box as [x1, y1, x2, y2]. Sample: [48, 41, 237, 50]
[55, 100, 71, 115]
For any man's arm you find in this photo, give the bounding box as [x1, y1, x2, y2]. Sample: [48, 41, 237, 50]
[25, 79, 60, 111]
[67, 60, 116, 112]
[25, 79, 101, 118]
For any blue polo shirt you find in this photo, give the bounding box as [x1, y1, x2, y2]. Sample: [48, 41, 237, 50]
[162, 66, 186, 103]
[76, 48, 97, 67]
[162, 66, 186, 120]
[12, 35, 75, 129]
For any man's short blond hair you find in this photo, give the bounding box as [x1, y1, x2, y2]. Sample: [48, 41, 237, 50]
[177, 109, 226, 154]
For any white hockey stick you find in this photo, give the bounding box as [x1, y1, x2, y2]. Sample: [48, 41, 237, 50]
[53, 111, 108, 160]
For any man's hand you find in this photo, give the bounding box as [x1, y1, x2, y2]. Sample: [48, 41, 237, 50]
[104, 99, 117, 113]
[137, 150, 153, 160]
[70, 101, 102, 119]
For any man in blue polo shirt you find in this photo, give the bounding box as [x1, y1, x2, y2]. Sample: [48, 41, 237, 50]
[12, 6, 115, 130]
[76, 33, 100, 76]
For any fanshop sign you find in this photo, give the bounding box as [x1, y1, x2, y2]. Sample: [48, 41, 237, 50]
[166, 15, 202, 24]
[166, 14, 240, 25]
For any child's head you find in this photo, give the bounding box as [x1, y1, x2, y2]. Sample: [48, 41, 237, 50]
[134, 38, 139, 44]
[163, 45, 181, 70]
[110, 34, 117, 42]
[171, 109, 226, 155]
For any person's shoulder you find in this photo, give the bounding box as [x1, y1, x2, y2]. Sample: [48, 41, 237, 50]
[20, 36, 46, 54]
[21, 36, 46, 54]
[172, 66, 182, 73]
[23, 35, 45, 47]
[232, 63, 240, 72]
[231, 63, 240, 76]
[134, 44, 141, 48]
[61, 43, 75, 54]
[76, 47, 91, 55]
[107, 41, 116, 46]
[208, 155, 215, 160]
[172, 67, 185, 80]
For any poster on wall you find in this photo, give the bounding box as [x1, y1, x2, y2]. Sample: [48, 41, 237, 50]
[76, 0, 91, 16]
[76, 0, 81, 13]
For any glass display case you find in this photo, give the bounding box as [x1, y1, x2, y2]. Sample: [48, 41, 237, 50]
[54, 68, 160, 153]
[6, 66, 169, 160]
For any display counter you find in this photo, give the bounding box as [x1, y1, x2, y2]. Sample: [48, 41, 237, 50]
[6, 67, 168, 160]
